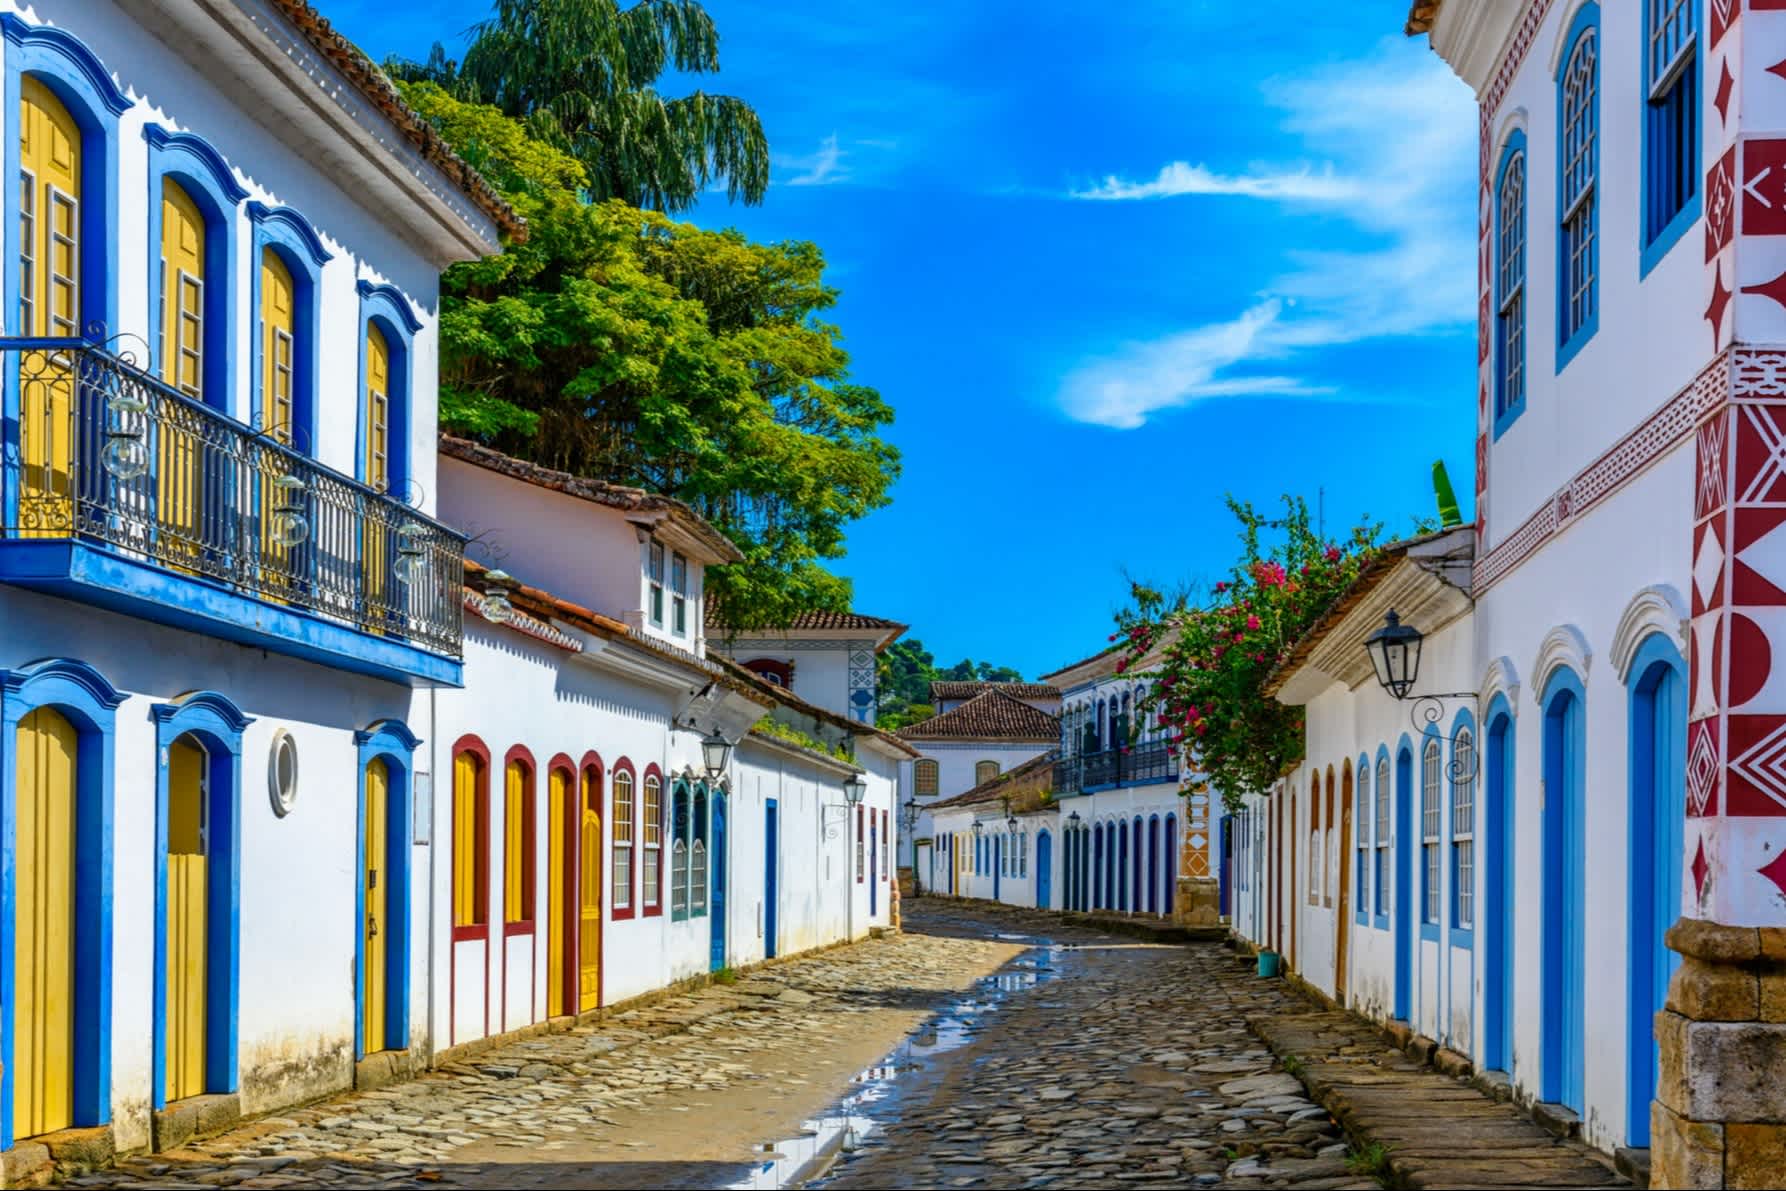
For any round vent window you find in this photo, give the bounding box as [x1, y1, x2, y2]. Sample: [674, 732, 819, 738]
[268, 729, 300, 817]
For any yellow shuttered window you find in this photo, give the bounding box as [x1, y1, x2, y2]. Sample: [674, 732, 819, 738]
[453, 751, 487, 930]
[504, 761, 534, 926]
[18, 78, 82, 536]
[364, 323, 390, 491]
[260, 249, 295, 441]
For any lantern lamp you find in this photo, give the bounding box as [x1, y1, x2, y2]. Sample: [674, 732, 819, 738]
[702, 726, 734, 781]
[1364, 609, 1424, 701]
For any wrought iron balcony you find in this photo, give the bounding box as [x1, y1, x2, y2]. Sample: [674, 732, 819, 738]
[0, 338, 465, 680]
[1053, 741, 1180, 797]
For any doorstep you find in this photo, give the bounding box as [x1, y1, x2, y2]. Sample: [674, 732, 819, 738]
[152, 1092, 242, 1152]
[3, 1123, 114, 1186]
[353, 1047, 419, 1091]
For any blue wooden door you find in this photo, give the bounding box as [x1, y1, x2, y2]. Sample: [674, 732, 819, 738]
[709, 791, 728, 972]
[1036, 830, 1053, 909]
[992, 833, 1000, 901]
[1394, 748, 1413, 1022]
[1485, 712, 1514, 1073]
[1628, 646, 1685, 1145]
[764, 799, 778, 959]
[869, 816, 878, 917]
[1542, 675, 1586, 1112]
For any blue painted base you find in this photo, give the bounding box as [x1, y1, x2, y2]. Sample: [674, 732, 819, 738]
[0, 539, 461, 686]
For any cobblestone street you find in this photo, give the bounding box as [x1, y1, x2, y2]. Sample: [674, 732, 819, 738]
[80, 903, 1616, 1190]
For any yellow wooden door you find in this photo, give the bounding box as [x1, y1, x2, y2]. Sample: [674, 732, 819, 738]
[453, 751, 483, 929]
[578, 769, 601, 1012]
[363, 758, 389, 1053]
[547, 768, 567, 1018]
[362, 323, 391, 628]
[18, 78, 81, 537]
[15, 707, 76, 1138]
[159, 179, 206, 566]
[259, 249, 297, 597]
[165, 736, 208, 1103]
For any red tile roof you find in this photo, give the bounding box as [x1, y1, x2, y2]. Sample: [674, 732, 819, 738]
[267, 0, 524, 239]
[440, 437, 742, 563]
[930, 681, 1060, 702]
[897, 689, 1060, 743]
[708, 608, 907, 634]
[928, 751, 1059, 812]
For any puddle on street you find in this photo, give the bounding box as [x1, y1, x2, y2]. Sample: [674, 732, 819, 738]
[725, 943, 1067, 1190]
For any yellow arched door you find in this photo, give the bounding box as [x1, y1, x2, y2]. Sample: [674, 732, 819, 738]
[165, 736, 208, 1103]
[362, 322, 391, 626]
[578, 769, 602, 1012]
[362, 758, 388, 1053]
[160, 178, 206, 567]
[18, 78, 82, 537]
[547, 768, 568, 1019]
[15, 707, 77, 1138]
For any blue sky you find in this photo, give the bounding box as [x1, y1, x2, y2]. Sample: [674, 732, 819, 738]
[336, 0, 1480, 680]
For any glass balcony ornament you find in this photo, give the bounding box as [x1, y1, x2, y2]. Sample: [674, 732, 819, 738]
[480, 568, 515, 624]
[271, 474, 310, 548]
[105, 388, 148, 417]
[392, 522, 428, 585]
[101, 432, 150, 481]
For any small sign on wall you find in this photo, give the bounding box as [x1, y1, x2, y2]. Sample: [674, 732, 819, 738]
[413, 772, 433, 845]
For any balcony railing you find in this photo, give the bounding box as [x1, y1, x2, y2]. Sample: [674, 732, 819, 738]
[1053, 741, 1180, 796]
[3, 339, 465, 658]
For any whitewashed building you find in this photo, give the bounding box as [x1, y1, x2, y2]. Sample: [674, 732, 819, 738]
[709, 610, 906, 725]
[927, 751, 1057, 908]
[0, 0, 521, 1172]
[897, 689, 1058, 895]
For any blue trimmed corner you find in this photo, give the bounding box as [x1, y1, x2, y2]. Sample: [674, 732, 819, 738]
[150, 691, 252, 1111]
[0, 657, 125, 1148]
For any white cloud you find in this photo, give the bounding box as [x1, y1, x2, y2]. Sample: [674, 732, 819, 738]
[1058, 39, 1476, 429]
[781, 134, 847, 186]
[1072, 161, 1364, 203]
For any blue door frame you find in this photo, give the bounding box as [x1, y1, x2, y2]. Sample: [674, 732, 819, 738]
[709, 790, 728, 972]
[764, 799, 778, 959]
[1394, 745, 1414, 1022]
[1542, 669, 1586, 1112]
[1628, 639, 1684, 1144]
[1037, 830, 1053, 909]
[1484, 701, 1515, 1073]
[991, 831, 1000, 901]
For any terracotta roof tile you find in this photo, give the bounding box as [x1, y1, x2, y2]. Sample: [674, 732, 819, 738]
[928, 751, 1059, 812]
[929, 681, 1060, 702]
[440, 436, 742, 563]
[708, 608, 907, 634]
[897, 689, 1060, 743]
[267, 0, 524, 239]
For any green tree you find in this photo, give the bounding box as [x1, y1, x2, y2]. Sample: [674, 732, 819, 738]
[875, 638, 1027, 730]
[388, 0, 769, 213]
[402, 82, 896, 628]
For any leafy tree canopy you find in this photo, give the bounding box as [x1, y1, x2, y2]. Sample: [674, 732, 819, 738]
[401, 82, 898, 629]
[876, 638, 1026, 731]
[388, 0, 769, 212]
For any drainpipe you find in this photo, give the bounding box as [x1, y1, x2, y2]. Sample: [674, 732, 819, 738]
[424, 684, 438, 1066]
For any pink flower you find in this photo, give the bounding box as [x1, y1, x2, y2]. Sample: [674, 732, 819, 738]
[1245, 614, 1261, 631]
[1186, 704, 1200, 717]
[1325, 546, 1342, 562]
[1115, 658, 1129, 674]
[1214, 581, 1228, 593]
[1108, 633, 1117, 642]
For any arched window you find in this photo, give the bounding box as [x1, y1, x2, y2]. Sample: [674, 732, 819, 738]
[249, 204, 329, 454]
[611, 765, 635, 916]
[146, 129, 245, 412]
[914, 759, 939, 796]
[453, 743, 489, 931]
[975, 759, 999, 785]
[357, 281, 420, 496]
[1642, 0, 1699, 269]
[1494, 135, 1527, 433]
[642, 770, 663, 914]
[1422, 738, 1442, 927]
[504, 752, 535, 928]
[743, 658, 792, 687]
[1452, 728, 1476, 932]
[1324, 770, 1336, 908]
[1308, 774, 1321, 906]
[1356, 757, 1371, 924]
[1558, 9, 1598, 359]
[692, 785, 709, 915]
[670, 780, 690, 920]
[1375, 753, 1391, 920]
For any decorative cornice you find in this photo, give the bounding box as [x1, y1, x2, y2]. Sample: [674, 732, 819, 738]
[249, 201, 333, 267]
[144, 125, 251, 205]
[0, 16, 131, 115]
[1480, 654, 1522, 714]
[0, 656, 127, 709]
[1530, 624, 1592, 703]
[1610, 585, 1690, 683]
[151, 689, 255, 733]
[355, 718, 423, 753]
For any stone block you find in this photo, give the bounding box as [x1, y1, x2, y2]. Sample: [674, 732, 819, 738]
[1660, 1018, 1786, 1123]
[1728, 1123, 1786, 1190]
[1763, 967, 1786, 1024]
[1, 1141, 52, 1188]
[1383, 1020, 1413, 1051]
[42, 1124, 114, 1172]
[152, 1092, 241, 1152]
[354, 1048, 417, 1091]
[1614, 1144, 1652, 1190]
[1652, 1100, 1725, 1190]
[1433, 1046, 1472, 1079]
[1669, 918, 1762, 965]
[1408, 1034, 1439, 1066]
[1669, 955, 1760, 1021]
[1532, 1100, 1581, 1140]
[1758, 926, 1786, 964]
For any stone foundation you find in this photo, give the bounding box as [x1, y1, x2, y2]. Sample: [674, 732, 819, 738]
[1652, 917, 1786, 1189]
[1175, 876, 1221, 926]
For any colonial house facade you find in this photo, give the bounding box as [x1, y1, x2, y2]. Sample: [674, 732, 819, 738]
[927, 751, 1057, 908]
[709, 610, 906, 725]
[895, 689, 1059, 894]
[929, 681, 1061, 716]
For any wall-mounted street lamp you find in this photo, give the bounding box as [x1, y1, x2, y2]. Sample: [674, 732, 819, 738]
[1363, 609, 1478, 779]
[702, 726, 734, 781]
[843, 772, 868, 806]
[101, 387, 149, 480]
[393, 522, 428, 584]
[270, 474, 310, 548]
[478, 568, 517, 625]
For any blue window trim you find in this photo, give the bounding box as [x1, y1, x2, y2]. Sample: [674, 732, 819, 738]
[355, 719, 421, 1059]
[248, 202, 332, 456]
[150, 690, 252, 1112]
[1, 18, 127, 530]
[1373, 742, 1391, 930]
[1355, 753, 1371, 925]
[692, 780, 710, 921]
[1555, 3, 1601, 371]
[0, 658, 124, 1148]
[1492, 130, 1529, 440]
[1540, 664, 1588, 1110]
[1420, 725, 1443, 931]
[1449, 705, 1479, 944]
[1625, 631, 1686, 1145]
[1640, 2, 1702, 279]
[355, 281, 422, 497]
[144, 127, 248, 417]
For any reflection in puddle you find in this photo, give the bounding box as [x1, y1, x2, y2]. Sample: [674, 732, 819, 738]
[728, 944, 1067, 1189]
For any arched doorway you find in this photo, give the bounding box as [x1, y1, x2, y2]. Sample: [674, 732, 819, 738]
[1483, 702, 1515, 1073]
[1541, 670, 1586, 1113]
[357, 721, 418, 1058]
[578, 758, 604, 1012]
[1036, 829, 1053, 909]
[1628, 636, 1684, 1145]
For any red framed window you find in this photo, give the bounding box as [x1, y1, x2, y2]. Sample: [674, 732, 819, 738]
[643, 769, 664, 915]
[504, 749, 536, 932]
[452, 738, 491, 939]
[612, 764, 635, 918]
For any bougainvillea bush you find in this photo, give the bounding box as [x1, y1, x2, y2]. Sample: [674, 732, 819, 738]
[1115, 495, 1383, 812]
